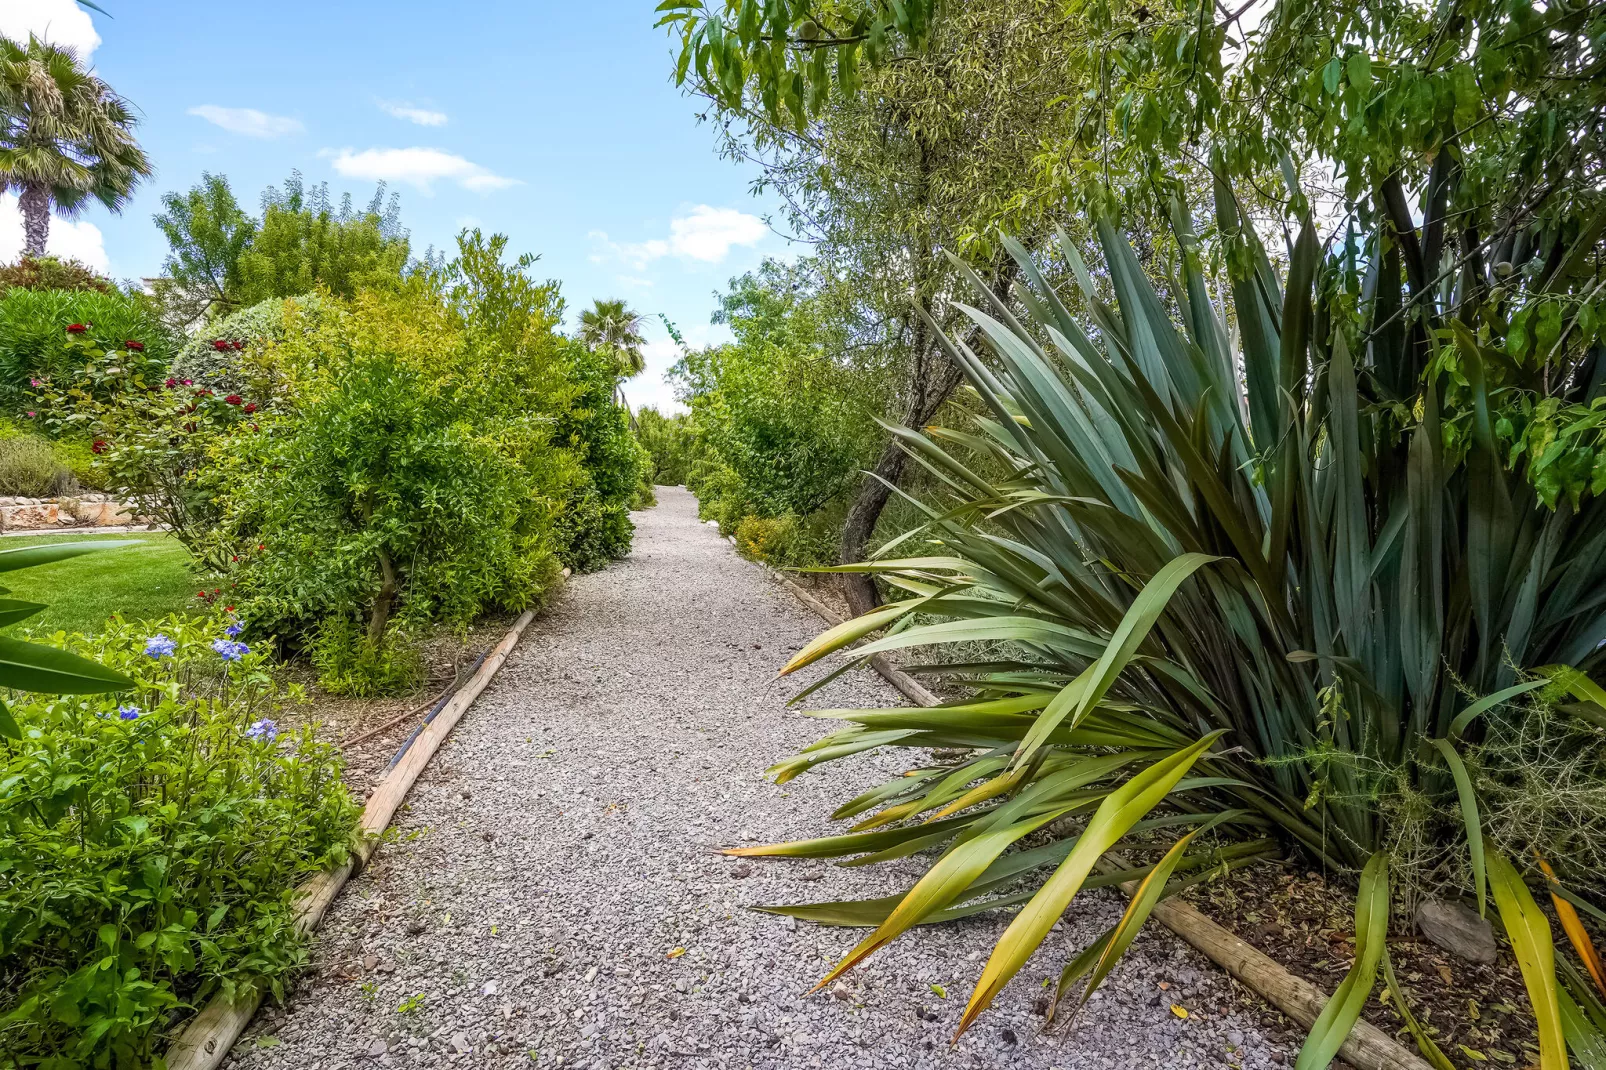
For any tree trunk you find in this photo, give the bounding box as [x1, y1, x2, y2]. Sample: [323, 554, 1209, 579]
[838, 357, 966, 616]
[837, 262, 1019, 617]
[368, 550, 399, 647]
[19, 184, 50, 258]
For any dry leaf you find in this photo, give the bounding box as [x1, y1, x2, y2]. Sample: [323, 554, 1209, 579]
[1170, 1004, 1189, 1019]
[666, 947, 686, 959]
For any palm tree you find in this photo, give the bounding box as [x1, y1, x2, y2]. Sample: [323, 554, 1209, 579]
[0, 35, 151, 257]
[578, 298, 648, 379]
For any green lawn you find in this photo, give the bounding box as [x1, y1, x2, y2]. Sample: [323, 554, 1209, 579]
[0, 533, 200, 635]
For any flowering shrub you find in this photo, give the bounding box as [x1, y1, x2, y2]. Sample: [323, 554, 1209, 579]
[0, 288, 172, 399]
[167, 293, 328, 395]
[0, 613, 359, 1065]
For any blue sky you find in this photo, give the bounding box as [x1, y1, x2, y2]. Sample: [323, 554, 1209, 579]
[1, 0, 791, 411]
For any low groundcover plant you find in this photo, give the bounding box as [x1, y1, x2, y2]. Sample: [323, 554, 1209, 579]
[0, 614, 359, 1067]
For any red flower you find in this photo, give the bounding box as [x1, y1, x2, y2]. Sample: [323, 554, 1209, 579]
[196, 591, 208, 599]
[212, 340, 230, 351]
[257, 544, 265, 550]
[125, 340, 145, 351]
[249, 422, 259, 431]
[66, 324, 87, 334]
[225, 394, 243, 406]
[195, 389, 214, 398]
[243, 402, 258, 414]
[182, 379, 194, 386]
[164, 377, 178, 388]
[90, 439, 107, 454]
[231, 340, 244, 350]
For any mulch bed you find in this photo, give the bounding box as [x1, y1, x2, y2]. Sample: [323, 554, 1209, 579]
[1186, 860, 1542, 1069]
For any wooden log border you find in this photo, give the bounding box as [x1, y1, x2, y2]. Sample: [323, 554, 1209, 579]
[165, 604, 544, 1070]
[742, 549, 1435, 1070]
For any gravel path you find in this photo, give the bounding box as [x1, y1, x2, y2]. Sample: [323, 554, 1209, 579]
[230, 487, 1295, 1070]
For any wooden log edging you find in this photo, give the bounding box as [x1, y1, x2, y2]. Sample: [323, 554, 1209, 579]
[164, 606, 542, 1070]
[746, 553, 1434, 1070]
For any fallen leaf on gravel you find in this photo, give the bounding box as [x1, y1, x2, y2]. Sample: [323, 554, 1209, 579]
[1171, 1005, 1189, 1019]
[1158, 981, 1171, 990]
[666, 947, 686, 959]
[1437, 964, 1454, 986]
[929, 984, 946, 998]
[1458, 1045, 1487, 1061]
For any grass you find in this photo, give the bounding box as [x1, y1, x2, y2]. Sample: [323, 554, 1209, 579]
[1, 532, 200, 635]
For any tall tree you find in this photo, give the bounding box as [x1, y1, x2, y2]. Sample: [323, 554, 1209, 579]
[0, 34, 150, 257]
[578, 298, 648, 378]
[151, 172, 257, 323]
[674, 0, 1088, 613]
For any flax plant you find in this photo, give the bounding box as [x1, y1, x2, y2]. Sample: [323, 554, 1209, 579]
[734, 176, 1606, 1066]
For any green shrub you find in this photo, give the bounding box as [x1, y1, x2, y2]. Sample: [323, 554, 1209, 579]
[551, 345, 643, 572]
[168, 294, 330, 393]
[635, 406, 700, 485]
[0, 256, 113, 295]
[0, 290, 173, 395]
[309, 615, 424, 697]
[0, 613, 359, 1065]
[0, 434, 73, 497]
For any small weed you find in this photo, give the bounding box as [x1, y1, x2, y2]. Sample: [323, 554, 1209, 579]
[396, 993, 426, 1015]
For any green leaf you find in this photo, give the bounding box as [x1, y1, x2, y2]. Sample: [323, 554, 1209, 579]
[0, 697, 18, 740]
[0, 599, 47, 629]
[1487, 847, 1568, 1070]
[0, 540, 139, 574]
[956, 731, 1225, 1036]
[1295, 852, 1389, 1070]
[1431, 738, 1486, 916]
[0, 635, 133, 694]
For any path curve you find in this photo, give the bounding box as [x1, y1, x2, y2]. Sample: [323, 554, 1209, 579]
[232, 487, 1291, 1070]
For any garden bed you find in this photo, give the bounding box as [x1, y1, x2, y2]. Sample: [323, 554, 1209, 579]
[1186, 864, 1543, 1068]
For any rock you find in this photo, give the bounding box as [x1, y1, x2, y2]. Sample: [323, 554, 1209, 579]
[482, 980, 499, 996]
[1416, 898, 1498, 964]
[405, 917, 426, 935]
[363, 954, 379, 971]
[730, 864, 753, 879]
[1000, 1027, 1018, 1045]
[366, 1038, 388, 1057]
[449, 1032, 471, 1054]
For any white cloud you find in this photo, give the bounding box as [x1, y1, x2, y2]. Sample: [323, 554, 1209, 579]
[0, 193, 109, 272]
[0, 0, 100, 59]
[590, 205, 768, 270]
[188, 105, 304, 139]
[324, 147, 519, 194]
[380, 101, 448, 127]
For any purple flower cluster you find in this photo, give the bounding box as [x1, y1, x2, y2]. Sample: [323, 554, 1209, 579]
[144, 634, 176, 659]
[225, 621, 245, 638]
[118, 705, 142, 721]
[212, 638, 250, 662]
[245, 718, 278, 743]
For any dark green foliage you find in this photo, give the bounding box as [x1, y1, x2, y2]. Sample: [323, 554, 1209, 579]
[552, 343, 645, 572]
[0, 289, 172, 396]
[150, 172, 257, 321]
[0, 615, 359, 1064]
[220, 350, 557, 671]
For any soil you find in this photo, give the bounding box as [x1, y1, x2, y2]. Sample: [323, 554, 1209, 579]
[1186, 861, 1542, 1069]
[276, 616, 520, 795]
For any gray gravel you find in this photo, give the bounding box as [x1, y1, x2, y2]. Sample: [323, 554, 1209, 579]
[229, 486, 1295, 1070]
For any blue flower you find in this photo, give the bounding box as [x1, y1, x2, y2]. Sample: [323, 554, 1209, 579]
[144, 635, 177, 659]
[212, 638, 249, 662]
[245, 718, 278, 743]
[118, 705, 142, 721]
[225, 621, 245, 638]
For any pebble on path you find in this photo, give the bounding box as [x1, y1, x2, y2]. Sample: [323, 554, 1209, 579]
[228, 486, 1291, 1070]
